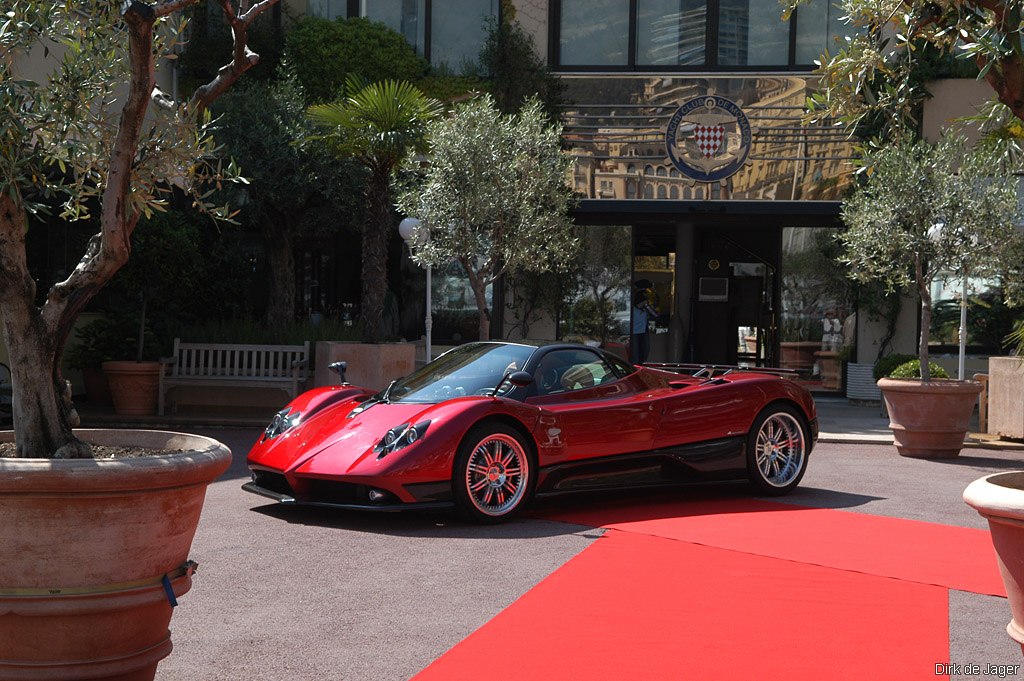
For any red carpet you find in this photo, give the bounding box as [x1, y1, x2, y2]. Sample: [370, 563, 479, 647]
[533, 496, 1005, 597]
[413, 529, 950, 681]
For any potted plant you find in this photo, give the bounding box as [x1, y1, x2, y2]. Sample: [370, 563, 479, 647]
[0, 3, 276, 679]
[841, 134, 1022, 458]
[101, 212, 203, 415]
[964, 472, 1024, 655]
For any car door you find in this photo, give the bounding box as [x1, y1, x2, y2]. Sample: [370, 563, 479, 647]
[652, 377, 759, 455]
[525, 348, 659, 462]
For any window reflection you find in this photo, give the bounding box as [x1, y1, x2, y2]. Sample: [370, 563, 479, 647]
[433, 260, 492, 343]
[794, 0, 847, 63]
[559, 226, 632, 359]
[559, 0, 629, 66]
[431, 0, 497, 72]
[360, 0, 426, 54]
[779, 227, 853, 392]
[637, 0, 706, 65]
[719, 0, 789, 65]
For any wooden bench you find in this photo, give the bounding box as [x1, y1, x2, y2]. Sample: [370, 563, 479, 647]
[158, 339, 310, 415]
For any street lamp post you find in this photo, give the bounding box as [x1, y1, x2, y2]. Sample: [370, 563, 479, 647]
[398, 217, 432, 364]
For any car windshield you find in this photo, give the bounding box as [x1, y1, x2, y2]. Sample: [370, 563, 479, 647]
[386, 343, 536, 403]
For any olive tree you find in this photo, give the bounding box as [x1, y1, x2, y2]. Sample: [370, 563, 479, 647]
[788, 0, 1024, 134]
[840, 134, 1022, 380]
[0, 0, 276, 458]
[394, 95, 577, 340]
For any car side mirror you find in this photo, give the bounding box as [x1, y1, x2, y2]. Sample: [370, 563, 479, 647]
[508, 371, 534, 387]
[329, 361, 348, 385]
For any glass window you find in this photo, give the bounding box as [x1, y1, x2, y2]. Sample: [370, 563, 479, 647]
[309, 0, 347, 20]
[657, 185, 667, 198]
[554, 0, 848, 68]
[361, 0, 427, 54]
[533, 349, 615, 394]
[718, 0, 790, 65]
[780, 227, 854, 392]
[605, 351, 638, 377]
[559, 225, 632, 348]
[431, 0, 497, 72]
[637, 0, 707, 65]
[434, 260, 492, 342]
[559, 0, 629, 66]
[795, 0, 847, 64]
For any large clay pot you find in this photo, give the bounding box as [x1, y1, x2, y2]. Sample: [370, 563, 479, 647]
[878, 377, 983, 458]
[779, 341, 820, 373]
[102, 361, 162, 416]
[0, 429, 231, 680]
[964, 471, 1024, 656]
[814, 350, 842, 390]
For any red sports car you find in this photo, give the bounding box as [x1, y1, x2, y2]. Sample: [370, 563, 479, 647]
[243, 341, 817, 523]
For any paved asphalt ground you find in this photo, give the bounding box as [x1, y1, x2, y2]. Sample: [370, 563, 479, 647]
[151, 407, 1024, 681]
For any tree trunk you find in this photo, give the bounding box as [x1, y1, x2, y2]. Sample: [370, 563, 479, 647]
[0, 195, 88, 458]
[0, 1, 277, 458]
[464, 260, 491, 341]
[360, 168, 392, 344]
[918, 275, 932, 383]
[262, 209, 296, 329]
[979, 54, 1024, 122]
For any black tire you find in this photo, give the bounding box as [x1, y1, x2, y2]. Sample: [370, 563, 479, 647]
[746, 405, 809, 496]
[453, 423, 535, 523]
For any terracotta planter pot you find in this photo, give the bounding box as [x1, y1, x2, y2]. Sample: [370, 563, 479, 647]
[878, 377, 983, 458]
[779, 341, 820, 373]
[0, 429, 231, 680]
[964, 471, 1024, 656]
[814, 350, 842, 390]
[102, 361, 162, 416]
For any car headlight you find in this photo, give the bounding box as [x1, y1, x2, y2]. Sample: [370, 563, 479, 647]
[262, 408, 301, 441]
[374, 420, 430, 458]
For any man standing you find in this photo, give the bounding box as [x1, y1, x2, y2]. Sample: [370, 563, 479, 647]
[631, 279, 658, 365]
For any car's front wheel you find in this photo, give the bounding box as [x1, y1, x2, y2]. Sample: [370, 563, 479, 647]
[746, 405, 809, 495]
[453, 424, 534, 523]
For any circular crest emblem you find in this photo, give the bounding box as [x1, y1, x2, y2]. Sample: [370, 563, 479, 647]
[666, 95, 752, 183]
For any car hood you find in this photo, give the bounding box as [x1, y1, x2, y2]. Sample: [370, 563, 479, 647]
[250, 400, 437, 475]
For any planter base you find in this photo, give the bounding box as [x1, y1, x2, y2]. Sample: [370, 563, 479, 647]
[965, 471, 1024, 658]
[879, 378, 982, 458]
[0, 430, 230, 681]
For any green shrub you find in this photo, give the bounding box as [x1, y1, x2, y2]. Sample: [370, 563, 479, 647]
[887, 360, 950, 379]
[872, 353, 917, 381]
[284, 16, 428, 104]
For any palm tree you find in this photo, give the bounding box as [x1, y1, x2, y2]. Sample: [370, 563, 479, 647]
[308, 77, 442, 343]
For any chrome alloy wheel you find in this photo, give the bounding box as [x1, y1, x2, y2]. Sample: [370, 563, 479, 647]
[754, 412, 807, 487]
[464, 433, 529, 517]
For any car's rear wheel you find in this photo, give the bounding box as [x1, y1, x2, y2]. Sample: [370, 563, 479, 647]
[454, 424, 534, 523]
[746, 405, 808, 495]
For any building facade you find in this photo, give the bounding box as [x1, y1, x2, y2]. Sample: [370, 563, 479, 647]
[297, 0, 988, 392]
